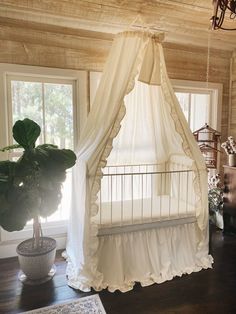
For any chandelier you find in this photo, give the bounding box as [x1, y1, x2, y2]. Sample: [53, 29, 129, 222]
[211, 0, 236, 30]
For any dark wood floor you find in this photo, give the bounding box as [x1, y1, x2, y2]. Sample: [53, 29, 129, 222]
[1, 227, 236, 314]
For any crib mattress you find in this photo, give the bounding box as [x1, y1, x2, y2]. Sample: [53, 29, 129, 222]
[94, 195, 195, 227]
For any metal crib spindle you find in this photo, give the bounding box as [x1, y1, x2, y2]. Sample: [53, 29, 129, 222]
[192, 172, 196, 210]
[186, 171, 189, 214]
[111, 174, 113, 225]
[116, 166, 118, 203]
[121, 173, 124, 225]
[177, 171, 181, 217]
[168, 172, 171, 219]
[99, 186, 102, 225]
[164, 163, 166, 195]
[160, 172, 163, 219]
[145, 164, 148, 199]
[131, 170, 134, 224]
[107, 167, 110, 209]
[151, 172, 153, 220]
[141, 173, 144, 222]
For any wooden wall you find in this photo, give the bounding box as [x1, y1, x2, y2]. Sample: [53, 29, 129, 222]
[164, 43, 231, 168]
[229, 53, 236, 138]
[0, 20, 231, 168]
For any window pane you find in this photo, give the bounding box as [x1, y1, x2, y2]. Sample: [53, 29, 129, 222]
[90, 71, 102, 108]
[175, 91, 210, 132]
[11, 80, 44, 144]
[10, 79, 74, 224]
[43, 83, 74, 222]
[190, 94, 209, 131]
[175, 92, 190, 122]
[44, 83, 73, 149]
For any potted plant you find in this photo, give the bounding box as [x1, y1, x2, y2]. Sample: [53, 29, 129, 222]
[208, 174, 223, 224]
[0, 118, 76, 283]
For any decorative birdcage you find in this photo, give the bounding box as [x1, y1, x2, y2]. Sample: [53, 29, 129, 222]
[193, 123, 221, 169]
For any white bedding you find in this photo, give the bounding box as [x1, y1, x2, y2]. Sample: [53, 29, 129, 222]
[94, 195, 195, 227]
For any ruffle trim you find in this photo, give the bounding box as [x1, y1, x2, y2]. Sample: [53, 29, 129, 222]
[71, 33, 210, 292]
[64, 251, 213, 293]
[158, 44, 208, 234]
[85, 34, 151, 288]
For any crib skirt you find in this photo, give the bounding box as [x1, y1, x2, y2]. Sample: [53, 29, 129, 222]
[95, 222, 213, 292]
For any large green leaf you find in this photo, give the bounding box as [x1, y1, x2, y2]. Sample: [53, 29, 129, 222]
[0, 205, 29, 231]
[36, 145, 76, 169]
[0, 160, 16, 175]
[0, 181, 9, 195]
[0, 118, 77, 233]
[13, 118, 41, 149]
[39, 185, 62, 217]
[0, 194, 10, 215]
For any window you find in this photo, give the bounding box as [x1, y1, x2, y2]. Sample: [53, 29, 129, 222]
[172, 80, 222, 133]
[173, 80, 222, 172]
[175, 91, 210, 132]
[8, 76, 74, 222]
[0, 64, 87, 257]
[88, 74, 222, 171]
[89, 74, 222, 133]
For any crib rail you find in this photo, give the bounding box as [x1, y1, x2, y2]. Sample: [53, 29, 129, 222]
[95, 164, 196, 232]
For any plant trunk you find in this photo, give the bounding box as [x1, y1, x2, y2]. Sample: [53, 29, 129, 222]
[33, 216, 41, 249]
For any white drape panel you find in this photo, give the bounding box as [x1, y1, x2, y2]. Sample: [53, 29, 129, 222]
[97, 223, 212, 292]
[107, 81, 184, 165]
[66, 32, 150, 290]
[66, 31, 212, 292]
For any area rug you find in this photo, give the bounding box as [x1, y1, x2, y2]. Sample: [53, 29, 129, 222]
[22, 294, 106, 314]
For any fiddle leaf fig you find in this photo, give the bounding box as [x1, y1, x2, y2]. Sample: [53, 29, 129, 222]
[0, 118, 77, 236]
[13, 118, 41, 149]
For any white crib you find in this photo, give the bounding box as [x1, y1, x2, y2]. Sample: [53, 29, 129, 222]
[95, 163, 197, 236]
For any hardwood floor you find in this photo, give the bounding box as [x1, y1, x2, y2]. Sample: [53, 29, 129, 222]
[1, 227, 236, 314]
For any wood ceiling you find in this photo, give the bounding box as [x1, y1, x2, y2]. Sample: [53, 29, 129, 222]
[0, 0, 236, 51]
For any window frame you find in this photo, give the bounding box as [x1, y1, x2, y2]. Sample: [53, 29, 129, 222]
[172, 79, 223, 171]
[0, 63, 88, 258]
[6, 75, 76, 158]
[172, 79, 223, 132]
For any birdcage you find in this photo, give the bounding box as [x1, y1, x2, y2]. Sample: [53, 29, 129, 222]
[193, 123, 221, 169]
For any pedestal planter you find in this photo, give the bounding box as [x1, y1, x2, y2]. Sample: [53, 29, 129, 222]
[17, 237, 56, 285]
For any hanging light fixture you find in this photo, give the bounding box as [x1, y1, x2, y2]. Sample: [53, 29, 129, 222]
[211, 0, 236, 30]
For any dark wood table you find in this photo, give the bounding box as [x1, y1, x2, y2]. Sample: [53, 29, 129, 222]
[223, 165, 236, 234]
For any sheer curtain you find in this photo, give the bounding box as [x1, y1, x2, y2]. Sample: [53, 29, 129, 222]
[108, 81, 185, 165]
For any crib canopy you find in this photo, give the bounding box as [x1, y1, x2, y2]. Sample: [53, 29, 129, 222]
[66, 31, 210, 291]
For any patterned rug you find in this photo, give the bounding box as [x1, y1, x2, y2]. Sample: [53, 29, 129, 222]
[22, 295, 106, 314]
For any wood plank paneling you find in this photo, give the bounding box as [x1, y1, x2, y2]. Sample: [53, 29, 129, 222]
[0, 8, 231, 170]
[229, 49, 236, 138]
[1, 0, 236, 50]
[229, 79, 236, 139]
[164, 43, 230, 169]
[0, 39, 109, 71]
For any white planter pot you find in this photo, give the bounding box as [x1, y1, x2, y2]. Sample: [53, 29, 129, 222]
[17, 237, 56, 282]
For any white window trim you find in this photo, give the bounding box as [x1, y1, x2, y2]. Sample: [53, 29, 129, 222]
[172, 79, 223, 172]
[0, 63, 88, 258]
[171, 79, 223, 132]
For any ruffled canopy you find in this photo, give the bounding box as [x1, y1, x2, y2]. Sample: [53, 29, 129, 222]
[65, 31, 211, 292]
